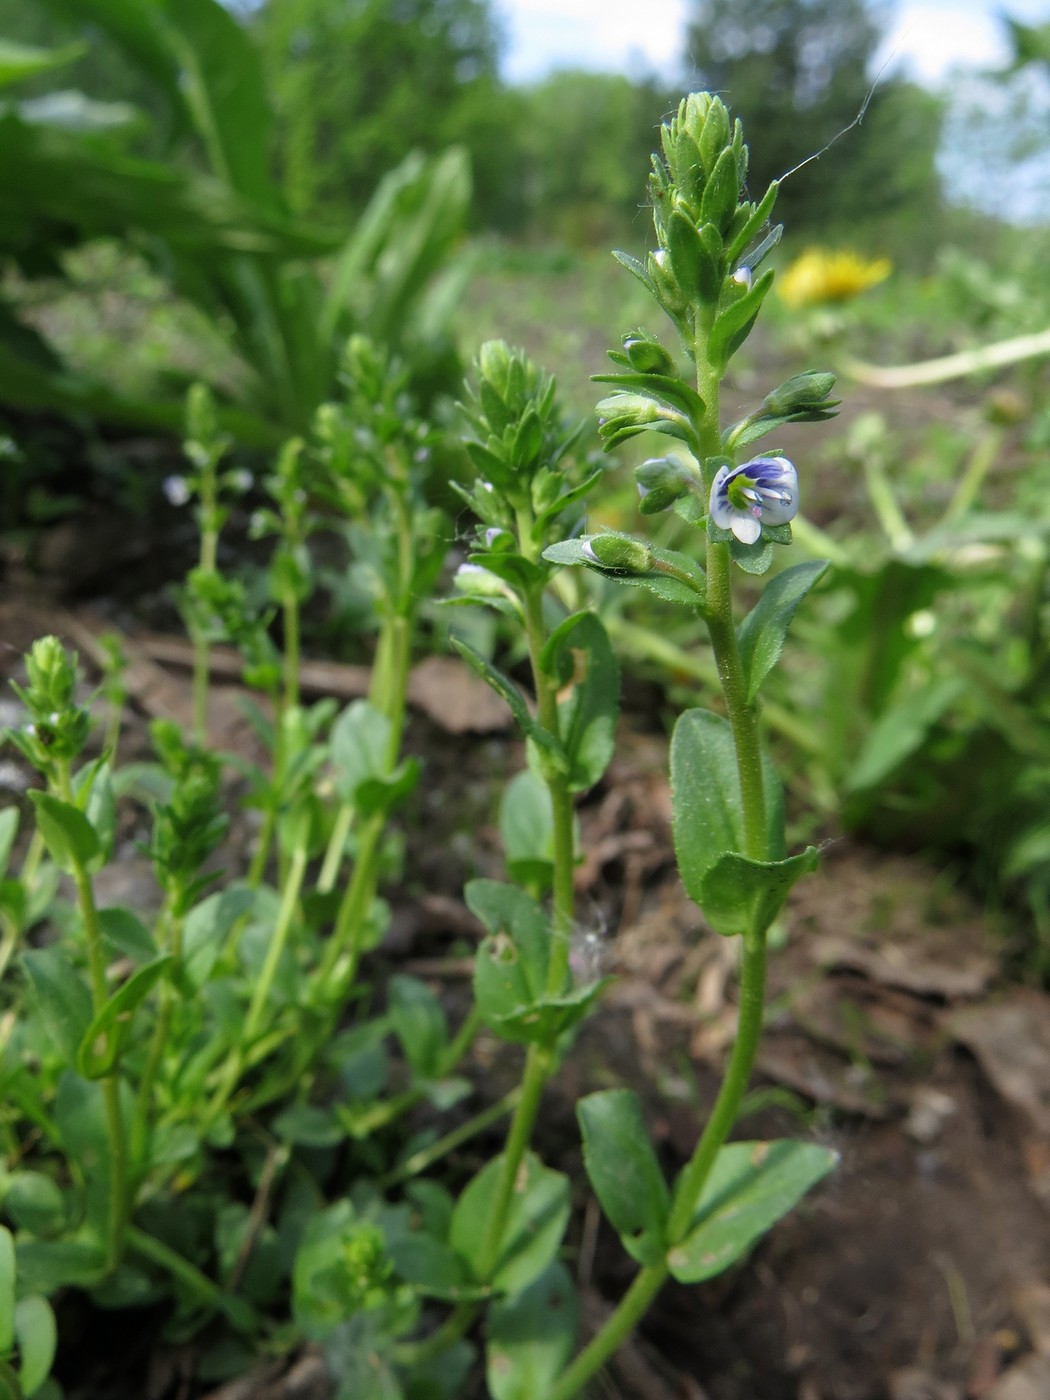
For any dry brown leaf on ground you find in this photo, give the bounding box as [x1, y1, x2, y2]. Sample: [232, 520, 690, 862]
[949, 991, 1050, 1139]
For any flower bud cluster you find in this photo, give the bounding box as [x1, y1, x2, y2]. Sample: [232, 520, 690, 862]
[7, 636, 91, 774]
[148, 719, 228, 909]
[643, 93, 779, 337]
[458, 341, 580, 510]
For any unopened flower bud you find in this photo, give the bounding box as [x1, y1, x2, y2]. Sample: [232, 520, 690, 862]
[623, 334, 675, 375]
[634, 455, 700, 515]
[762, 371, 839, 417]
[581, 534, 654, 574]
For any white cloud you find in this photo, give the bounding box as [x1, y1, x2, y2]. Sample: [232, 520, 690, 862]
[875, 3, 1005, 86]
[497, 0, 690, 83]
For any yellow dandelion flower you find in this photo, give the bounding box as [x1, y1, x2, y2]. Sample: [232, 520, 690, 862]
[777, 248, 892, 308]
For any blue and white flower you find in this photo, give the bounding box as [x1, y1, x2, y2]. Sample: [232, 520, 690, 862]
[709, 457, 798, 545]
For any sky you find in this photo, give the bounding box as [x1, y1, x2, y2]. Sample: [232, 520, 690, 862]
[494, 0, 1050, 89]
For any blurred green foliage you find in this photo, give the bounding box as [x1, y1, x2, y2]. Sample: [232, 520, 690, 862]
[0, 0, 472, 458]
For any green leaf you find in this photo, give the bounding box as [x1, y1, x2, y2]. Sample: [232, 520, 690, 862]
[699, 847, 820, 937]
[729, 536, 775, 576]
[450, 639, 565, 770]
[699, 147, 741, 232]
[726, 181, 780, 266]
[74, 759, 115, 870]
[387, 1232, 478, 1302]
[667, 1140, 837, 1283]
[466, 879, 550, 1035]
[709, 269, 774, 367]
[670, 710, 785, 912]
[97, 907, 158, 963]
[387, 975, 448, 1077]
[355, 759, 421, 818]
[22, 947, 93, 1063]
[450, 1153, 570, 1296]
[465, 879, 607, 1044]
[539, 612, 619, 792]
[272, 1103, 344, 1148]
[13, 1295, 56, 1397]
[577, 1091, 669, 1263]
[329, 700, 390, 804]
[611, 248, 655, 296]
[499, 770, 554, 895]
[27, 793, 99, 874]
[159, 0, 278, 209]
[14, 1238, 105, 1295]
[2, 1175, 67, 1240]
[0, 808, 19, 879]
[737, 561, 829, 702]
[76, 956, 172, 1079]
[845, 678, 965, 794]
[487, 1262, 578, 1400]
[0, 1227, 14, 1353]
[0, 40, 84, 91]
[182, 884, 259, 989]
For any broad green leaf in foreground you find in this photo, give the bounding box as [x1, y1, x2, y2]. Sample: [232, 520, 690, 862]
[667, 1139, 837, 1283]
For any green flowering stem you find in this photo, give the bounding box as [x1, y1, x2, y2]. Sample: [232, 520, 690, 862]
[705, 541, 768, 860]
[204, 823, 311, 1129]
[553, 297, 775, 1400]
[191, 492, 220, 747]
[315, 808, 383, 988]
[317, 486, 414, 898]
[130, 896, 182, 1171]
[126, 1225, 232, 1313]
[605, 617, 824, 760]
[54, 759, 128, 1273]
[549, 934, 770, 1400]
[475, 507, 577, 1283]
[282, 585, 301, 713]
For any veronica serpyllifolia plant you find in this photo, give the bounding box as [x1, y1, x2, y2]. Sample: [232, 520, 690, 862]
[531, 92, 841, 1396]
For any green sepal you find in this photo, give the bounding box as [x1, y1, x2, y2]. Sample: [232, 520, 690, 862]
[449, 1153, 570, 1296]
[577, 1090, 670, 1265]
[27, 792, 99, 874]
[486, 1262, 578, 1400]
[737, 560, 829, 702]
[699, 846, 820, 937]
[76, 955, 173, 1079]
[667, 1139, 837, 1283]
[450, 639, 566, 772]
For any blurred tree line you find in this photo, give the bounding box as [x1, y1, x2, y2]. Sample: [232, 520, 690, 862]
[0, 0, 947, 258]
